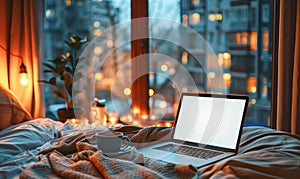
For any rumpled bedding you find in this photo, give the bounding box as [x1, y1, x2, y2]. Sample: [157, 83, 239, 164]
[0, 118, 300, 178]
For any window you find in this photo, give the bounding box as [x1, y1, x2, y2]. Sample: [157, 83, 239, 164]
[263, 30, 269, 51]
[236, 32, 248, 45]
[182, 14, 188, 26]
[189, 13, 200, 25]
[262, 4, 270, 23]
[250, 32, 257, 51]
[44, 0, 274, 127]
[191, 0, 200, 6]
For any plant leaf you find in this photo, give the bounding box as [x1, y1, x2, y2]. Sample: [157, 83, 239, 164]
[49, 77, 57, 86]
[43, 69, 54, 73]
[52, 57, 64, 65]
[38, 80, 52, 85]
[62, 74, 72, 87]
[65, 66, 73, 75]
[43, 62, 55, 71]
[52, 89, 66, 100]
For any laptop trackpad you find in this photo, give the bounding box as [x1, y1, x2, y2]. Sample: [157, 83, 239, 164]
[161, 154, 209, 165]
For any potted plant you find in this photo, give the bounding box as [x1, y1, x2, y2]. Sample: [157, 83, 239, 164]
[40, 35, 88, 122]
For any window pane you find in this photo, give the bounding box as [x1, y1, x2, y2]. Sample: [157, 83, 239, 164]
[44, 0, 130, 120]
[180, 0, 274, 126]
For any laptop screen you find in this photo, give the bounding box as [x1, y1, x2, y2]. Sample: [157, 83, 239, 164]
[173, 94, 247, 150]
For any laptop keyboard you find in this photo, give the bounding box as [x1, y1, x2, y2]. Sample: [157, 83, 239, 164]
[154, 143, 223, 159]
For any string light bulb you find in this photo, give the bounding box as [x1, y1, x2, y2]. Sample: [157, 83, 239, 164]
[19, 61, 28, 86]
[0, 44, 28, 86]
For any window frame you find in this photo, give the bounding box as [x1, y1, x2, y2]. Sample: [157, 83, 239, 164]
[270, 0, 280, 129]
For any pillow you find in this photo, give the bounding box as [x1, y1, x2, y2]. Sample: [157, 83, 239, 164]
[0, 84, 32, 130]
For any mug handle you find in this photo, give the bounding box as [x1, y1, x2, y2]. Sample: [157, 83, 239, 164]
[119, 136, 130, 151]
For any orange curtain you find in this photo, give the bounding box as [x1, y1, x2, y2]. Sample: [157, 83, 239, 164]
[0, 0, 45, 118]
[277, 0, 300, 135]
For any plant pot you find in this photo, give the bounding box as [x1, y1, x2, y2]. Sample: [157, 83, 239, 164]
[57, 107, 83, 123]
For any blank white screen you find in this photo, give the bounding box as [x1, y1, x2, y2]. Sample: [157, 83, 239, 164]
[173, 95, 246, 149]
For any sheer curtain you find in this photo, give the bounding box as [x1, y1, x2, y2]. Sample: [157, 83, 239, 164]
[0, 0, 45, 118]
[277, 0, 300, 135]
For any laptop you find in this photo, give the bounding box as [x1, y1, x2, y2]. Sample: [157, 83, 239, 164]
[138, 92, 249, 168]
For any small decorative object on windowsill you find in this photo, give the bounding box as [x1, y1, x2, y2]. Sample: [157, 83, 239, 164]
[91, 98, 107, 125]
[39, 35, 88, 122]
[119, 112, 174, 127]
[107, 111, 118, 124]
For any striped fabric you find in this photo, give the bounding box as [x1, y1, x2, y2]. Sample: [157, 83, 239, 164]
[0, 84, 32, 130]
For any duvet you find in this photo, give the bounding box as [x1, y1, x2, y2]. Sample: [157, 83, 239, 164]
[0, 118, 300, 178]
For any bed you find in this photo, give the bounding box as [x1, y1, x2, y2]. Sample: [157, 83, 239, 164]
[0, 118, 300, 179]
[1, 85, 300, 178]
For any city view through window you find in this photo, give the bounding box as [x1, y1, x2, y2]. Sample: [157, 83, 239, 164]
[44, 0, 273, 127]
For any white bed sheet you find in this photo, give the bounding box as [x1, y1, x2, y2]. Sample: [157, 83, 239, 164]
[0, 118, 73, 178]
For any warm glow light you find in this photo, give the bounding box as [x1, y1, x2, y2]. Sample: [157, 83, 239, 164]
[251, 98, 256, 104]
[208, 54, 214, 69]
[45, 10, 55, 19]
[223, 73, 231, 80]
[208, 72, 215, 88]
[141, 114, 148, 120]
[218, 53, 223, 66]
[67, 118, 78, 125]
[190, 13, 200, 24]
[182, 14, 188, 26]
[159, 101, 167, 109]
[181, 87, 188, 92]
[250, 32, 257, 51]
[106, 40, 114, 48]
[262, 78, 268, 98]
[181, 52, 188, 64]
[160, 64, 168, 72]
[208, 72, 215, 78]
[150, 114, 158, 120]
[236, 33, 241, 44]
[247, 77, 257, 93]
[19, 73, 28, 86]
[242, 32, 248, 44]
[209, 13, 216, 21]
[71, 118, 76, 123]
[148, 89, 154, 96]
[93, 29, 102, 36]
[236, 32, 248, 44]
[165, 122, 172, 127]
[127, 115, 133, 122]
[223, 73, 231, 88]
[65, 0, 72, 6]
[169, 68, 176, 75]
[133, 120, 139, 126]
[95, 72, 103, 81]
[216, 13, 222, 21]
[70, 36, 76, 43]
[123, 88, 131, 96]
[263, 31, 269, 51]
[223, 52, 231, 68]
[191, 0, 199, 6]
[94, 46, 103, 55]
[133, 108, 140, 114]
[108, 112, 118, 124]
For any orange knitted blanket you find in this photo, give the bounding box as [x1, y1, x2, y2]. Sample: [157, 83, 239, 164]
[20, 126, 199, 178]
